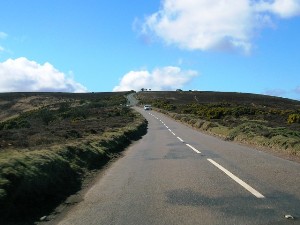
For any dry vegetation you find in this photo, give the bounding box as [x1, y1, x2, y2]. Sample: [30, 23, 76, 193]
[0, 93, 134, 149]
[137, 91, 300, 158]
[0, 92, 147, 224]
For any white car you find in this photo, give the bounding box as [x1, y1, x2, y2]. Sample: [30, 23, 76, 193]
[144, 105, 152, 110]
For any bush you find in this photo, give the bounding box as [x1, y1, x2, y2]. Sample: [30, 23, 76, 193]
[287, 114, 300, 124]
[58, 102, 71, 113]
[39, 109, 55, 125]
[0, 119, 31, 130]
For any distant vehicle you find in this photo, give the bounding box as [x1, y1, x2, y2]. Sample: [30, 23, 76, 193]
[144, 105, 152, 110]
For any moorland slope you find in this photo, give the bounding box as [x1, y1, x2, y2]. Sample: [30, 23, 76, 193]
[0, 92, 146, 224]
[137, 91, 300, 159]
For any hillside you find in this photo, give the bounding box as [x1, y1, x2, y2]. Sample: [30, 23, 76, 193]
[0, 92, 146, 224]
[0, 92, 133, 149]
[137, 91, 300, 159]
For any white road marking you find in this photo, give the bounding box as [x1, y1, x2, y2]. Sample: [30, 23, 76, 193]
[171, 132, 176, 136]
[186, 144, 201, 154]
[168, 129, 172, 132]
[177, 137, 184, 142]
[207, 159, 265, 199]
[165, 126, 169, 129]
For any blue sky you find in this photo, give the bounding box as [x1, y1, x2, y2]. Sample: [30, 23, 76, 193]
[0, 0, 300, 100]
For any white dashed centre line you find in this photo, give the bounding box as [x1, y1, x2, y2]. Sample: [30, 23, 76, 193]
[207, 158, 265, 199]
[177, 137, 184, 142]
[147, 110, 264, 199]
[186, 144, 201, 154]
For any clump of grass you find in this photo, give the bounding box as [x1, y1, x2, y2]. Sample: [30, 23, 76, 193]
[221, 122, 300, 155]
[0, 150, 79, 220]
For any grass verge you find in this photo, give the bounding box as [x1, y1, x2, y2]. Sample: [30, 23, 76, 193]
[0, 113, 147, 224]
[155, 108, 300, 158]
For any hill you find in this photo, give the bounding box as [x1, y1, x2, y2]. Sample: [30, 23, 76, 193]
[0, 92, 146, 224]
[137, 91, 300, 159]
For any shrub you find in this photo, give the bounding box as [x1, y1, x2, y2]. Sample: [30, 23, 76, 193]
[39, 109, 55, 125]
[287, 114, 300, 124]
[232, 106, 255, 117]
[0, 119, 31, 130]
[206, 107, 227, 119]
[58, 102, 71, 113]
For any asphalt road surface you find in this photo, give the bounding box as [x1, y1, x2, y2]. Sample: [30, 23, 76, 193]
[55, 107, 300, 225]
[126, 93, 139, 106]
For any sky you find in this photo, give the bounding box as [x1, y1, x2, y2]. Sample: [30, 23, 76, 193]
[0, 0, 300, 100]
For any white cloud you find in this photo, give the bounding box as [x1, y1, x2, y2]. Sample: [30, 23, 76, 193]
[142, 0, 300, 53]
[255, 0, 300, 18]
[0, 32, 7, 53]
[113, 66, 198, 92]
[263, 88, 287, 97]
[0, 57, 87, 92]
[263, 86, 300, 99]
[0, 32, 8, 39]
[294, 86, 300, 94]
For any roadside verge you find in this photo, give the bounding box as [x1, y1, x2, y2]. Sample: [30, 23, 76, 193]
[0, 111, 147, 224]
[153, 108, 300, 162]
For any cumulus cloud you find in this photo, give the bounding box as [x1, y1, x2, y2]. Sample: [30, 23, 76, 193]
[142, 0, 300, 52]
[113, 66, 198, 92]
[0, 57, 87, 92]
[255, 0, 300, 18]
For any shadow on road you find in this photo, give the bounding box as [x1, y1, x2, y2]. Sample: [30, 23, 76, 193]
[165, 188, 299, 225]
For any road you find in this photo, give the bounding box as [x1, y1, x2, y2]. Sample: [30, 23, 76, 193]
[126, 92, 139, 106]
[55, 106, 300, 225]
